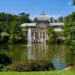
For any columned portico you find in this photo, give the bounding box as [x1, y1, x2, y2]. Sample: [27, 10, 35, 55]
[32, 28, 47, 43]
[41, 32, 43, 42]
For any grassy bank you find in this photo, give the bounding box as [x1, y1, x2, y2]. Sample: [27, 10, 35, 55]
[0, 70, 75, 75]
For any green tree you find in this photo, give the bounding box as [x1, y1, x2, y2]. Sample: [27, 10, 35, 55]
[22, 25, 29, 44]
[54, 19, 58, 23]
[58, 16, 64, 22]
[0, 12, 31, 44]
[47, 26, 57, 44]
[19, 13, 31, 24]
[9, 21, 22, 43]
[73, 0, 75, 5]
[61, 12, 75, 45]
[50, 17, 54, 23]
[33, 17, 37, 22]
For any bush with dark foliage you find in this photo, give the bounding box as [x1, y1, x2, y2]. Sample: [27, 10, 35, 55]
[7, 60, 55, 72]
[0, 51, 12, 70]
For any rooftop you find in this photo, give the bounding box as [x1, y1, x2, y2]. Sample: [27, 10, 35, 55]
[37, 14, 48, 21]
[21, 22, 64, 27]
[21, 23, 36, 27]
[50, 23, 64, 26]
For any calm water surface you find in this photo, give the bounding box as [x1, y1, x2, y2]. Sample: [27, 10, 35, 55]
[0, 44, 75, 70]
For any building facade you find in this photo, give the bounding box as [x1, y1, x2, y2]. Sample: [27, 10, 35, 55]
[21, 13, 64, 43]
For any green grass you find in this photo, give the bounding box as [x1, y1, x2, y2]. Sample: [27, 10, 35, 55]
[0, 70, 75, 75]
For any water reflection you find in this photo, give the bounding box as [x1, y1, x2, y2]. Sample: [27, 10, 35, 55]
[28, 46, 35, 59]
[47, 45, 67, 70]
[27, 44, 48, 60]
[0, 44, 75, 70]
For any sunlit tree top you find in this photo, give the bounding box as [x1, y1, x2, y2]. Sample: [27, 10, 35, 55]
[73, 0, 75, 5]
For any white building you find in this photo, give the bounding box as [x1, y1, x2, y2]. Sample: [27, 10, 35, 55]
[21, 13, 64, 43]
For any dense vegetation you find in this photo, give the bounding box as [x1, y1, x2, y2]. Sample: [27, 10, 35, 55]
[0, 12, 65, 44]
[62, 12, 75, 57]
[2, 60, 55, 72]
[73, 0, 75, 5]
[47, 26, 64, 44]
[62, 12, 75, 45]
[0, 13, 30, 44]
[47, 12, 75, 45]
[0, 51, 12, 71]
[49, 16, 64, 23]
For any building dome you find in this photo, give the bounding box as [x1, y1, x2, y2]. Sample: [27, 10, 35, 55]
[37, 14, 48, 21]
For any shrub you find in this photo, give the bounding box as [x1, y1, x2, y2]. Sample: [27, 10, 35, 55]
[47, 39, 56, 44]
[71, 40, 75, 46]
[65, 38, 72, 45]
[0, 51, 12, 65]
[7, 60, 55, 72]
[1, 32, 9, 43]
[2, 36, 9, 43]
[0, 51, 12, 71]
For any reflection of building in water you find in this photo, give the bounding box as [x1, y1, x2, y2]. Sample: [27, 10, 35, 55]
[28, 46, 35, 59]
[27, 44, 48, 60]
[21, 13, 64, 43]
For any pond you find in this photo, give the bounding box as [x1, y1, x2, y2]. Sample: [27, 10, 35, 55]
[0, 44, 75, 70]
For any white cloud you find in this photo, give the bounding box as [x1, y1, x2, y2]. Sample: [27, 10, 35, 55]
[68, 2, 72, 5]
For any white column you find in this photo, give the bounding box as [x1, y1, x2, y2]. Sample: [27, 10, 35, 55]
[33, 32, 35, 40]
[39, 32, 40, 42]
[42, 32, 43, 42]
[45, 32, 46, 42]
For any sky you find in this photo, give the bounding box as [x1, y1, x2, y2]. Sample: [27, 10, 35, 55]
[0, 0, 74, 19]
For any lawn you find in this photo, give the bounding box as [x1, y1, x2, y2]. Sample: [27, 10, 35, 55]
[0, 70, 75, 75]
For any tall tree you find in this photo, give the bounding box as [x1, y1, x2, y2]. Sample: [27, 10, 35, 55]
[54, 19, 58, 23]
[47, 26, 57, 44]
[33, 17, 37, 23]
[0, 12, 31, 44]
[50, 17, 54, 23]
[58, 16, 64, 22]
[19, 13, 31, 24]
[61, 12, 75, 45]
[9, 21, 22, 43]
[73, 0, 75, 5]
